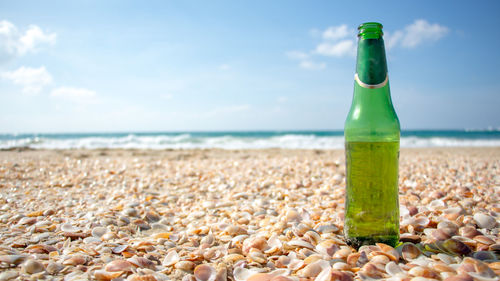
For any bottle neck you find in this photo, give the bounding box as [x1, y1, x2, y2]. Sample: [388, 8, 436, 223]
[355, 37, 388, 86]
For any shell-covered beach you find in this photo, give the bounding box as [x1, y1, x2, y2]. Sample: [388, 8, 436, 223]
[0, 148, 499, 281]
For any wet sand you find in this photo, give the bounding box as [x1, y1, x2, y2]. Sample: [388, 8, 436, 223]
[0, 148, 499, 280]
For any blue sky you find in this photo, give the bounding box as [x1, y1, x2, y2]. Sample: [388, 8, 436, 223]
[1, 0, 499, 132]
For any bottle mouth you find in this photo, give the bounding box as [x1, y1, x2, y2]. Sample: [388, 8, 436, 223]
[358, 22, 383, 39]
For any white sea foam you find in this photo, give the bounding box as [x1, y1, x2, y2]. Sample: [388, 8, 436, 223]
[1, 134, 500, 149]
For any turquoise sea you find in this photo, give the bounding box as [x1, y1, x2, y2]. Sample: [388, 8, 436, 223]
[1, 130, 500, 149]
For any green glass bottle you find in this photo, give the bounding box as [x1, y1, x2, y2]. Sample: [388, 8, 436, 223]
[344, 22, 400, 248]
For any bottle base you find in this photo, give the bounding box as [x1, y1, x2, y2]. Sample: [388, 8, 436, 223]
[345, 235, 399, 249]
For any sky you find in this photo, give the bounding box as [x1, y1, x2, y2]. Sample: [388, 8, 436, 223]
[1, 0, 500, 133]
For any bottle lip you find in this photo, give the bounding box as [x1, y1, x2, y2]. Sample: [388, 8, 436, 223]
[358, 22, 384, 38]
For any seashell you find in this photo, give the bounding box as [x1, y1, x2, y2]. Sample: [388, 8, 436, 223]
[233, 267, 259, 281]
[101, 231, 117, 241]
[286, 239, 314, 250]
[248, 251, 267, 264]
[473, 251, 497, 261]
[414, 216, 430, 227]
[316, 239, 340, 257]
[443, 274, 474, 281]
[314, 266, 332, 281]
[303, 230, 321, 245]
[372, 244, 400, 262]
[62, 255, 87, 266]
[299, 259, 330, 277]
[331, 270, 354, 281]
[284, 209, 301, 223]
[60, 223, 79, 232]
[441, 239, 472, 256]
[332, 247, 352, 260]
[0, 271, 19, 280]
[175, 261, 196, 271]
[21, 259, 45, 274]
[163, 251, 180, 266]
[128, 256, 156, 269]
[17, 216, 37, 225]
[473, 213, 497, 230]
[225, 225, 248, 236]
[370, 254, 390, 265]
[292, 223, 312, 237]
[63, 231, 89, 240]
[385, 261, 404, 276]
[430, 262, 455, 273]
[46, 261, 63, 274]
[287, 257, 304, 271]
[94, 269, 124, 281]
[112, 244, 129, 254]
[360, 262, 385, 279]
[0, 254, 27, 265]
[105, 259, 133, 272]
[436, 253, 457, 264]
[269, 277, 293, 281]
[408, 266, 439, 279]
[428, 199, 446, 211]
[473, 235, 495, 245]
[200, 234, 215, 246]
[265, 235, 282, 254]
[399, 233, 421, 244]
[123, 207, 139, 217]
[223, 253, 245, 264]
[194, 264, 216, 281]
[432, 229, 452, 241]
[315, 224, 339, 234]
[459, 226, 483, 239]
[145, 211, 161, 223]
[91, 226, 108, 238]
[243, 237, 268, 254]
[401, 243, 422, 261]
[246, 273, 273, 281]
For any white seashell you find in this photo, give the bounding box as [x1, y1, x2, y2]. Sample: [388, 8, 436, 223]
[194, 264, 216, 281]
[233, 267, 259, 281]
[300, 260, 330, 277]
[287, 239, 314, 250]
[314, 266, 332, 281]
[428, 199, 445, 211]
[61, 223, 79, 232]
[163, 250, 180, 266]
[91, 226, 107, 238]
[385, 261, 404, 276]
[467, 272, 499, 281]
[265, 234, 282, 254]
[473, 213, 497, 229]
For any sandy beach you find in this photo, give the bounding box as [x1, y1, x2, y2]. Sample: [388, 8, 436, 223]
[0, 148, 499, 280]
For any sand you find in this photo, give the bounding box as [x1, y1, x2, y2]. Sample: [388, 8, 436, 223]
[0, 148, 498, 280]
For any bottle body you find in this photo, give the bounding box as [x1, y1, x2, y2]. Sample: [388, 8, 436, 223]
[344, 23, 400, 248]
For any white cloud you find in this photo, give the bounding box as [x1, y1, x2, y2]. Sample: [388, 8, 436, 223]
[50, 87, 97, 103]
[385, 19, 449, 49]
[1, 66, 52, 94]
[322, 24, 352, 40]
[315, 40, 356, 57]
[299, 60, 326, 70]
[0, 20, 56, 62]
[286, 51, 326, 70]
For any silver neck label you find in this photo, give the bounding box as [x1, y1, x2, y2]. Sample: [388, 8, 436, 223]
[355, 73, 388, 89]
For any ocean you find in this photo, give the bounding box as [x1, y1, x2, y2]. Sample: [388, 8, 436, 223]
[1, 130, 500, 150]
